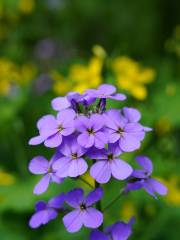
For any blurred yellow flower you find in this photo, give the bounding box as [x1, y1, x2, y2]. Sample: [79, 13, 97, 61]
[52, 46, 105, 95]
[155, 117, 172, 136]
[120, 200, 137, 221]
[159, 176, 180, 206]
[112, 56, 155, 100]
[18, 0, 35, 14]
[0, 59, 37, 95]
[0, 170, 15, 186]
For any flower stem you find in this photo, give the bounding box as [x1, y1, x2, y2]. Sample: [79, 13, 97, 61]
[78, 177, 94, 189]
[103, 188, 125, 212]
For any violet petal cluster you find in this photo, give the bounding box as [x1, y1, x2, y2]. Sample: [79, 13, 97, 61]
[28, 84, 167, 239]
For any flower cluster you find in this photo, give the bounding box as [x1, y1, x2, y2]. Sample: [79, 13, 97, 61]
[28, 84, 167, 239]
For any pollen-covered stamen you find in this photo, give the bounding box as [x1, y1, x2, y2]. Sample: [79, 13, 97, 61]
[71, 153, 78, 160]
[80, 203, 87, 211]
[107, 153, 114, 161]
[47, 166, 53, 173]
[58, 124, 64, 132]
[117, 127, 124, 135]
[87, 128, 95, 135]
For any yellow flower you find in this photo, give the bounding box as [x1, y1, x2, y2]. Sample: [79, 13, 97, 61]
[18, 0, 35, 14]
[120, 200, 137, 221]
[0, 170, 15, 186]
[112, 56, 155, 100]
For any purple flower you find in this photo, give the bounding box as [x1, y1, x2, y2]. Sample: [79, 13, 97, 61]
[63, 188, 103, 232]
[75, 113, 108, 149]
[85, 84, 126, 101]
[29, 193, 65, 228]
[104, 109, 149, 152]
[90, 217, 135, 240]
[88, 144, 132, 183]
[29, 109, 76, 148]
[126, 156, 168, 198]
[29, 153, 64, 194]
[53, 135, 88, 177]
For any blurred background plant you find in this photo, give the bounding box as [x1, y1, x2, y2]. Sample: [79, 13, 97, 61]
[0, 0, 179, 239]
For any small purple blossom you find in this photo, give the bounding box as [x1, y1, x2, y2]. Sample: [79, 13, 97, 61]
[75, 114, 108, 149]
[29, 193, 65, 228]
[90, 217, 135, 240]
[104, 109, 150, 152]
[88, 144, 133, 183]
[29, 153, 64, 194]
[125, 156, 168, 198]
[53, 135, 88, 177]
[63, 188, 103, 232]
[29, 109, 76, 148]
[85, 84, 126, 101]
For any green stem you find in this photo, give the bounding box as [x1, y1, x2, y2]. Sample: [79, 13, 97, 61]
[95, 180, 103, 231]
[103, 188, 125, 212]
[78, 177, 94, 189]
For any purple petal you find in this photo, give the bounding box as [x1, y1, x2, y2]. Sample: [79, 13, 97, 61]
[29, 135, 44, 145]
[63, 209, 83, 233]
[50, 174, 64, 184]
[29, 156, 49, 174]
[48, 193, 66, 209]
[94, 132, 108, 149]
[98, 84, 116, 95]
[90, 161, 111, 184]
[61, 126, 75, 136]
[90, 230, 108, 240]
[77, 133, 94, 148]
[124, 123, 143, 133]
[51, 96, 71, 111]
[68, 158, 88, 177]
[65, 188, 84, 208]
[29, 209, 57, 228]
[90, 114, 105, 131]
[37, 115, 57, 130]
[132, 169, 148, 179]
[104, 110, 121, 130]
[35, 201, 47, 211]
[75, 116, 91, 132]
[87, 148, 107, 160]
[123, 107, 141, 123]
[135, 156, 153, 174]
[110, 93, 126, 101]
[34, 174, 50, 195]
[57, 109, 76, 125]
[145, 178, 168, 196]
[83, 207, 103, 228]
[108, 131, 120, 143]
[125, 181, 143, 192]
[111, 222, 133, 240]
[53, 157, 71, 177]
[44, 133, 62, 148]
[111, 159, 133, 180]
[119, 134, 140, 152]
[85, 187, 103, 207]
[107, 143, 122, 156]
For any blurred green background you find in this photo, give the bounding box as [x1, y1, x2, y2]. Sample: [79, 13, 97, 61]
[0, 0, 180, 239]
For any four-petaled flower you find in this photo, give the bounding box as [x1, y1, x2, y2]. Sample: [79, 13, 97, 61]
[53, 135, 88, 177]
[90, 217, 135, 240]
[125, 156, 168, 198]
[63, 188, 103, 232]
[85, 84, 126, 101]
[104, 109, 148, 152]
[29, 109, 76, 148]
[29, 153, 64, 194]
[88, 144, 133, 183]
[75, 113, 108, 149]
[29, 193, 65, 228]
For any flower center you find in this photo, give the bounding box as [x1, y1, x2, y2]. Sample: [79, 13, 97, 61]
[47, 166, 53, 173]
[87, 128, 95, 135]
[117, 127, 124, 135]
[71, 153, 78, 160]
[80, 203, 86, 210]
[107, 153, 114, 161]
[58, 124, 64, 132]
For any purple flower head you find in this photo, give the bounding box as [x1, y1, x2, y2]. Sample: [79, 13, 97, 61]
[29, 153, 64, 195]
[90, 217, 135, 240]
[29, 109, 76, 148]
[126, 156, 168, 198]
[63, 188, 103, 232]
[29, 193, 65, 228]
[53, 135, 88, 178]
[75, 114, 108, 149]
[88, 144, 133, 184]
[104, 109, 150, 152]
[85, 84, 126, 101]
